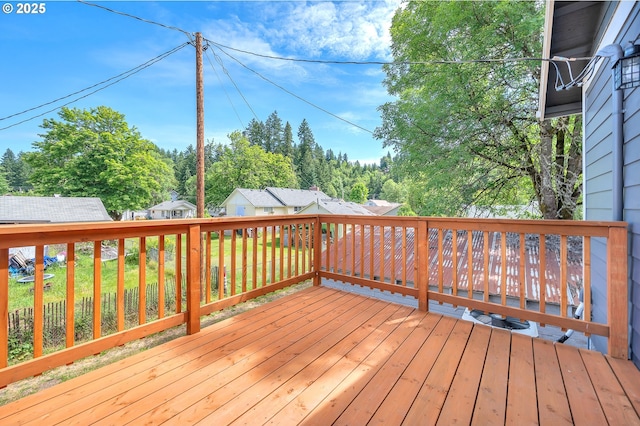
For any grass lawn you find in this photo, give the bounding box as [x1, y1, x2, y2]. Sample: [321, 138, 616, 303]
[8, 232, 312, 312]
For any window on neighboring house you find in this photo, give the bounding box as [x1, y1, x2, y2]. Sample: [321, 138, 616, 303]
[294, 206, 302, 213]
[264, 207, 274, 213]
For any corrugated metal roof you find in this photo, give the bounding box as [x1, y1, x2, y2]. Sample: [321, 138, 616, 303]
[0, 196, 112, 223]
[325, 227, 582, 306]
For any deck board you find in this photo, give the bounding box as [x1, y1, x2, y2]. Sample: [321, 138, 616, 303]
[1, 286, 640, 425]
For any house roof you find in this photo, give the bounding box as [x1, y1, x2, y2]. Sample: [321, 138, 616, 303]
[300, 199, 377, 216]
[233, 189, 285, 208]
[538, 0, 610, 119]
[265, 187, 329, 207]
[149, 200, 196, 211]
[363, 204, 401, 216]
[0, 196, 112, 224]
[223, 187, 330, 209]
[364, 199, 397, 207]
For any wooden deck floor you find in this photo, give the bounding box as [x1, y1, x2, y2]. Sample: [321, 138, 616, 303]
[1, 286, 640, 425]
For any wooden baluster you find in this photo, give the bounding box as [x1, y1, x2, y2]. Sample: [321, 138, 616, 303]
[252, 227, 258, 289]
[176, 234, 182, 313]
[271, 225, 276, 283]
[402, 226, 407, 287]
[93, 241, 102, 339]
[205, 232, 212, 303]
[560, 235, 568, 319]
[468, 230, 474, 299]
[583, 236, 591, 335]
[262, 227, 267, 286]
[452, 230, 458, 297]
[483, 231, 489, 302]
[500, 232, 507, 307]
[219, 231, 225, 298]
[438, 229, 444, 294]
[34, 245, 45, 357]
[519, 233, 526, 309]
[231, 229, 237, 296]
[391, 226, 397, 285]
[116, 240, 125, 330]
[0, 248, 8, 367]
[158, 236, 165, 319]
[66, 243, 76, 346]
[539, 234, 547, 324]
[242, 229, 248, 293]
[138, 237, 146, 325]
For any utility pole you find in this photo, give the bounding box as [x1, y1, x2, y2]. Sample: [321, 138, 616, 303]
[195, 32, 205, 218]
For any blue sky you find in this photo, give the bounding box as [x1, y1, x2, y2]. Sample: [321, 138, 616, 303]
[0, 1, 399, 164]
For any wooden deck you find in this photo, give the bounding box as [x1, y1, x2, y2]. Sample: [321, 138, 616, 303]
[1, 286, 639, 425]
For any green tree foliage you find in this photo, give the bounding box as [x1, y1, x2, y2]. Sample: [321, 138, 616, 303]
[377, 1, 582, 218]
[380, 179, 407, 203]
[25, 106, 175, 220]
[349, 181, 369, 203]
[0, 169, 9, 194]
[1, 149, 32, 192]
[202, 131, 298, 207]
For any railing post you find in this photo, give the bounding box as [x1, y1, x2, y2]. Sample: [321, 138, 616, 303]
[186, 224, 202, 335]
[417, 219, 429, 311]
[608, 225, 628, 359]
[313, 216, 322, 286]
[0, 248, 8, 368]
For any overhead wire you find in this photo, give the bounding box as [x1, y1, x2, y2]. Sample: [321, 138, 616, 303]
[0, 43, 190, 131]
[77, 0, 191, 38]
[13, 1, 598, 137]
[207, 38, 375, 135]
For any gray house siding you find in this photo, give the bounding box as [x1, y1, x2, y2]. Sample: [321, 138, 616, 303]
[584, 2, 640, 366]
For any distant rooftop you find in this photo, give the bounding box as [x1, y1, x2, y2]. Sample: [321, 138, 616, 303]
[0, 196, 112, 224]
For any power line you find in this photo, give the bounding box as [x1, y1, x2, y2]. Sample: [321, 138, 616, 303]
[77, 0, 191, 38]
[1, 43, 189, 122]
[207, 39, 374, 135]
[0, 43, 190, 131]
[206, 39, 591, 66]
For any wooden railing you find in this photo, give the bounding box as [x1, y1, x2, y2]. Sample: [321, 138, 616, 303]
[0, 214, 629, 387]
[318, 215, 629, 359]
[0, 216, 318, 387]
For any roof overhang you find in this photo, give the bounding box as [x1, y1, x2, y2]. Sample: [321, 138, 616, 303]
[538, 1, 608, 120]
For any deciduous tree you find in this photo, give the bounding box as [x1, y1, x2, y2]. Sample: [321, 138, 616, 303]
[25, 106, 175, 220]
[376, 1, 582, 219]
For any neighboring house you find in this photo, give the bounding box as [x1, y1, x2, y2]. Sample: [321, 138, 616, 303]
[148, 200, 197, 220]
[222, 187, 330, 217]
[0, 195, 112, 259]
[363, 200, 402, 216]
[0, 196, 112, 224]
[539, 1, 639, 367]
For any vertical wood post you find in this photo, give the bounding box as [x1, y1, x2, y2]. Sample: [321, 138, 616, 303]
[607, 225, 628, 359]
[0, 249, 8, 368]
[195, 31, 205, 218]
[313, 216, 322, 286]
[186, 225, 202, 335]
[417, 220, 429, 311]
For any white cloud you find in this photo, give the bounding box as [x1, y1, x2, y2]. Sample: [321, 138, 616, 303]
[272, 1, 398, 60]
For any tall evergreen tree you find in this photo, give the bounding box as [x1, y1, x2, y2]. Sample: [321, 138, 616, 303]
[295, 119, 318, 189]
[245, 118, 265, 147]
[264, 111, 283, 154]
[280, 121, 294, 158]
